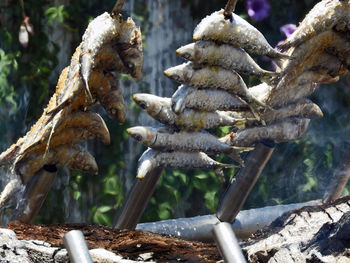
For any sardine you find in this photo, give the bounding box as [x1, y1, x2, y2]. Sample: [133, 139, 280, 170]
[18, 144, 98, 184]
[112, 17, 143, 80]
[225, 99, 323, 126]
[137, 148, 235, 179]
[80, 12, 122, 101]
[193, 10, 290, 59]
[269, 69, 340, 108]
[176, 41, 277, 80]
[278, 0, 350, 51]
[127, 126, 250, 158]
[278, 31, 349, 89]
[232, 118, 310, 147]
[56, 111, 111, 145]
[133, 93, 249, 130]
[171, 85, 248, 114]
[164, 62, 267, 109]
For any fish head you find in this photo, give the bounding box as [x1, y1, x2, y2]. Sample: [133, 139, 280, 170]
[176, 43, 195, 61]
[132, 93, 164, 115]
[164, 62, 193, 83]
[126, 126, 157, 146]
[193, 11, 225, 42]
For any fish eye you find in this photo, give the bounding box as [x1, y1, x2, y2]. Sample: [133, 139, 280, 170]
[134, 135, 142, 141]
[127, 62, 134, 70]
[139, 102, 147, 109]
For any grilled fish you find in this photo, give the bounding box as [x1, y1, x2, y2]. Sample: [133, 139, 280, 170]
[193, 10, 290, 59]
[176, 41, 277, 80]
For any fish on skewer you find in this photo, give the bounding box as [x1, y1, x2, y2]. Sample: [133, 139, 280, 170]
[220, 118, 310, 147]
[171, 85, 249, 114]
[176, 41, 277, 81]
[164, 62, 267, 120]
[193, 9, 290, 60]
[278, 0, 350, 51]
[133, 93, 252, 130]
[127, 126, 253, 165]
[137, 148, 236, 179]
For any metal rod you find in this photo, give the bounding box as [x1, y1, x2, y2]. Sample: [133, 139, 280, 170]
[212, 222, 246, 263]
[216, 140, 275, 223]
[113, 167, 163, 230]
[224, 0, 238, 19]
[323, 149, 350, 203]
[15, 165, 57, 223]
[136, 200, 320, 242]
[111, 0, 126, 16]
[63, 230, 93, 263]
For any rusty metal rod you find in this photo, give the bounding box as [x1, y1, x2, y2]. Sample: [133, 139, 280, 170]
[216, 140, 275, 223]
[15, 165, 57, 223]
[113, 167, 163, 230]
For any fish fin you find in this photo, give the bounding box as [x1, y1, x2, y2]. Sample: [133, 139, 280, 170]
[232, 146, 255, 152]
[227, 150, 245, 167]
[233, 118, 255, 130]
[261, 71, 279, 84]
[83, 78, 94, 103]
[214, 168, 225, 181]
[44, 109, 64, 159]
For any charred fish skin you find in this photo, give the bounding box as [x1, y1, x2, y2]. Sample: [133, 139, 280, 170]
[172, 85, 248, 114]
[164, 62, 266, 108]
[176, 41, 277, 80]
[278, 0, 350, 51]
[80, 12, 122, 100]
[193, 10, 290, 60]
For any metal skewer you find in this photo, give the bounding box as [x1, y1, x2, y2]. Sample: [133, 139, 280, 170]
[14, 165, 57, 223]
[224, 0, 238, 19]
[63, 230, 93, 263]
[113, 167, 163, 230]
[111, 0, 126, 16]
[212, 222, 246, 263]
[216, 140, 275, 223]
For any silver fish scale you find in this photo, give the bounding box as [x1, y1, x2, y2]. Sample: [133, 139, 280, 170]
[154, 130, 233, 154]
[156, 151, 229, 170]
[133, 3, 350, 178]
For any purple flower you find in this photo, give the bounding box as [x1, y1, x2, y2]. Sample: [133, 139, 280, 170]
[280, 24, 296, 38]
[246, 0, 271, 21]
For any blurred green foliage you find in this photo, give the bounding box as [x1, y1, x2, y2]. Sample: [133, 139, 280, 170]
[1, 0, 350, 228]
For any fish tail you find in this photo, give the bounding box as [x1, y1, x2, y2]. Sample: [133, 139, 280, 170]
[277, 40, 292, 53]
[261, 71, 279, 84]
[227, 150, 245, 167]
[84, 79, 94, 102]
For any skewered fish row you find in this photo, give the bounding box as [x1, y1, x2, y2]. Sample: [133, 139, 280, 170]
[0, 11, 143, 184]
[130, 0, 350, 179]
